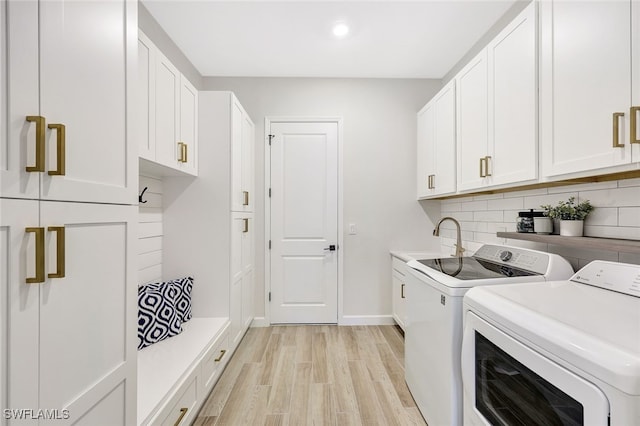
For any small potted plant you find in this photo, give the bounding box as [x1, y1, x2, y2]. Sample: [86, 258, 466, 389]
[541, 197, 594, 236]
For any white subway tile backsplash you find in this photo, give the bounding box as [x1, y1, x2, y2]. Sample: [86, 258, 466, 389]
[619, 207, 640, 227]
[487, 197, 524, 211]
[439, 178, 640, 269]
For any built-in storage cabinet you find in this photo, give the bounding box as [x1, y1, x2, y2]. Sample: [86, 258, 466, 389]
[457, 2, 537, 193]
[391, 255, 408, 331]
[138, 30, 198, 177]
[230, 214, 254, 347]
[2, 0, 136, 204]
[1, 1, 137, 423]
[231, 98, 255, 212]
[417, 80, 456, 199]
[540, 0, 640, 178]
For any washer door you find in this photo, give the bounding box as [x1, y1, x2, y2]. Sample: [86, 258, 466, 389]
[461, 312, 610, 426]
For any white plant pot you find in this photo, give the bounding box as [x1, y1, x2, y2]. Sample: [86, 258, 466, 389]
[534, 217, 553, 234]
[559, 220, 584, 237]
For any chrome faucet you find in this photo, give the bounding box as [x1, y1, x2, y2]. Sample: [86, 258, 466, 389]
[433, 216, 466, 258]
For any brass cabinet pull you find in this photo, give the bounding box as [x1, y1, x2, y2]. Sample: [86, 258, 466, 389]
[214, 349, 227, 362]
[182, 143, 188, 163]
[177, 142, 187, 163]
[401, 283, 405, 299]
[631, 106, 640, 144]
[243, 191, 249, 206]
[430, 174, 435, 189]
[25, 227, 45, 283]
[484, 156, 492, 177]
[174, 408, 188, 426]
[47, 124, 66, 176]
[426, 175, 431, 189]
[47, 226, 65, 278]
[243, 218, 249, 233]
[613, 112, 625, 147]
[479, 157, 486, 178]
[25, 116, 46, 172]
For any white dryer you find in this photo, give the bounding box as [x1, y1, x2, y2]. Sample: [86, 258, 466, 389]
[462, 260, 640, 425]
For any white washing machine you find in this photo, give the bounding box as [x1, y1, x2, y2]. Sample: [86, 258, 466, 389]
[462, 260, 640, 425]
[404, 244, 573, 426]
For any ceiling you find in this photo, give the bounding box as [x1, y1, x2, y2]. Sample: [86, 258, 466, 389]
[142, 0, 519, 79]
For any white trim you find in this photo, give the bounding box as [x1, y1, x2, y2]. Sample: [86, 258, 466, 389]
[264, 116, 344, 326]
[339, 315, 397, 326]
[250, 317, 270, 328]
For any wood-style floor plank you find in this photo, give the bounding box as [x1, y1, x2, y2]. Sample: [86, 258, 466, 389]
[195, 325, 426, 426]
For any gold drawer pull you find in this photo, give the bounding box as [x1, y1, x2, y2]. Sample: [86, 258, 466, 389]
[214, 349, 227, 362]
[243, 190, 249, 206]
[178, 142, 187, 163]
[484, 156, 492, 177]
[243, 218, 249, 233]
[47, 226, 65, 278]
[25, 227, 45, 283]
[613, 112, 625, 147]
[631, 106, 639, 144]
[47, 124, 66, 175]
[25, 116, 46, 172]
[174, 408, 188, 426]
[401, 283, 405, 299]
[479, 157, 486, 178]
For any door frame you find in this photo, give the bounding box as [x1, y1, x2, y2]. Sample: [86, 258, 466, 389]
[264, 116, 344, 325]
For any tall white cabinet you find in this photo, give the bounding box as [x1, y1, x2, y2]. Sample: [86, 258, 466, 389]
[163, 91, 255, 351]
[457, 2, 537, 192]
[540, 0, 640, 177]
[1, 1, 137, 424]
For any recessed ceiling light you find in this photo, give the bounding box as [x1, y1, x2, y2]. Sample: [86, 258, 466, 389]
[332, 22, 349, 38]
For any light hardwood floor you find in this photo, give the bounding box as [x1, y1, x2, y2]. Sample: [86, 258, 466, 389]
[194, 325, 427, 426]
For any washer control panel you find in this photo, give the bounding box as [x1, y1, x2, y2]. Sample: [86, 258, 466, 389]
[474, 245, 550, 275]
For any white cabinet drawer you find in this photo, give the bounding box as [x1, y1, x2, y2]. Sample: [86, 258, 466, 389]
[201, 331, 230, 395]
[158, 371, 198, 426]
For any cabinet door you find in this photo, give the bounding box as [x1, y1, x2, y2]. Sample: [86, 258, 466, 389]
[456, 50, 488, 192]
[416, 102, 434, 199]
[2, 0, 40, 199]
[2, 199, 40, 424]
[38, 202, 136, 425]
[155, 50, 181, 169]
[391, 270, 406, 331]
[241, 113, 255, 211]
[633, 3, 640, 163]
[138, 31, 156, 162]
[230, 214, 244, 346]
[230, 98, 244, 212]
[241, 215, 254, 329]
[488, 2, 537, 187]
[179, 75, 198, 175]
[540, 0, 632, 177]
[433, 81, 457, 196]
[242, 270, 254, 330]
[38, 0, 136, 204]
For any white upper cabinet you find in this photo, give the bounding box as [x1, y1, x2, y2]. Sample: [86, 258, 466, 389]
[138, 30, 198, 177]
[417, 80, 456, 199]
[457, 2, 536, 192]
[3, 0, 136, 204]
[231, 96, 254, 212]
[540, 0, 640, 178]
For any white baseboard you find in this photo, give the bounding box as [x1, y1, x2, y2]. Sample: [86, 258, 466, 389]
[339, 315, 396, 326]
[250, 317, 270, 327]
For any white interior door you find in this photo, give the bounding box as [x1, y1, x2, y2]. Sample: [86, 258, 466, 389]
[269, 121, 338, 324]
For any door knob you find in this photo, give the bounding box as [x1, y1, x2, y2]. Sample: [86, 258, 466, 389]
[323, 245, 336, 251]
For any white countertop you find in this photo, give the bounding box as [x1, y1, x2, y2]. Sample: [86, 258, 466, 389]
[390, 250, 443, 262]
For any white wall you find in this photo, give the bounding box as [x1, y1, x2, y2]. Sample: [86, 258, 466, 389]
[201, 77, 443, 322]
[138, 175, 164, 284]
[437, 179, 640, 270]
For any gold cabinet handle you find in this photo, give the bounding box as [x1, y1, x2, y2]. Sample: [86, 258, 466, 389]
[243, 218, 249, 233]
[182, 143, 188, 163]
[174, 408, 188, 426]
[479, 157, 486, 178]
[631, 106, 640, 144]
[214, 349, 227, 362]
[613, 112, 625, 148]
[25, 116, 46, 172]
[430, 174, 435, 189]
[25, 227, 45, 283]
[177, 142, 187, 163]
[484, 156, 492, 177]
[47, 124, 66, 176]
[243, 191, 249, 206]
[47, 226, 65, 278]
[401, 283, 405, 299]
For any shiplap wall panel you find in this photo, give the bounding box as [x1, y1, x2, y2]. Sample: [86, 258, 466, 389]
[139, 175, 163, 284]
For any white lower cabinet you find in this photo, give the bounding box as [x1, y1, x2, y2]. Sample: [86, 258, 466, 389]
[2, 198, 137, 425]
[230, 213, 254, 347]
[391, 256, 407, 331]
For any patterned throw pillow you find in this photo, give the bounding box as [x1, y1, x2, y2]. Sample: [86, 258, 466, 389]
[137, 284, 182, 350]
[140, 277, 193, 323]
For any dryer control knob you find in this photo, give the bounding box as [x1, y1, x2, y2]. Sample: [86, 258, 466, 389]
[500, 250, 513, 262]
